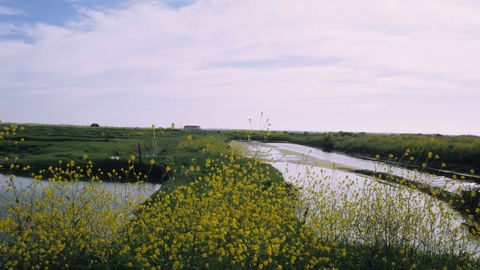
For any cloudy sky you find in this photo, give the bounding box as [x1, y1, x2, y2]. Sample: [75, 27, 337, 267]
[1, 0, 479, 135]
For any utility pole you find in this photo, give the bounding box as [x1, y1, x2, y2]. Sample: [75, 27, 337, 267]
[152, 124, 157, 156]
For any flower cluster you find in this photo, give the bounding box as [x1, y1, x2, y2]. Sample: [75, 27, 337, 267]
[110, 155, 335, 269]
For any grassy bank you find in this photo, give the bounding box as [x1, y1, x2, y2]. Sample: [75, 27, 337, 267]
[2, 124, 479, 181]
[0, 124, 236, 184]
[1, 122, 480, 269]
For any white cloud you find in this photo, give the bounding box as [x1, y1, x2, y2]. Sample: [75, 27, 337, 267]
[1, 0, 480, 134]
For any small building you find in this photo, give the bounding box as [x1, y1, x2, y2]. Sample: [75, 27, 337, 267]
[184, 125, 201, 131]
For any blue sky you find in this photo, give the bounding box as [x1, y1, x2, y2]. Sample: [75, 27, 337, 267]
[0, 0, 193, 40]
[1, 0, 480, 135]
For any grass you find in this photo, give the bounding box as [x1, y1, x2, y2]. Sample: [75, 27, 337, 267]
[2, 124, 479, 181]
[1, 122, 480, 269]
[0, 124, 236, 184]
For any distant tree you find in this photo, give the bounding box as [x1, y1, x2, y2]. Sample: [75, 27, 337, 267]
[90, 123, 100, 127]
[323, 135, 334, 152]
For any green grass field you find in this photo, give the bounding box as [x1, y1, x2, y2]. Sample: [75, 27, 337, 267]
[2, 123, 479, 184]
[0, 124, 227, 184]
[2, 122, 480, 269]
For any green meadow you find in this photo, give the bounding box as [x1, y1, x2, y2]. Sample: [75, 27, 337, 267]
[1, 122, 480, 269]
[2, 124, 479, 181]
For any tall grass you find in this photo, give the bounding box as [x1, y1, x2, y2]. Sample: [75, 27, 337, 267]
[1, 121, 479, 269]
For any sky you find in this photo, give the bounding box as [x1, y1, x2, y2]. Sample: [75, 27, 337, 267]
[1, 0, 479, 135]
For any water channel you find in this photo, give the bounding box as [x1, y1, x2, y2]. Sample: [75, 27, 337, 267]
[0, 174, 161, 216]
[232, 141, 480, 257]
